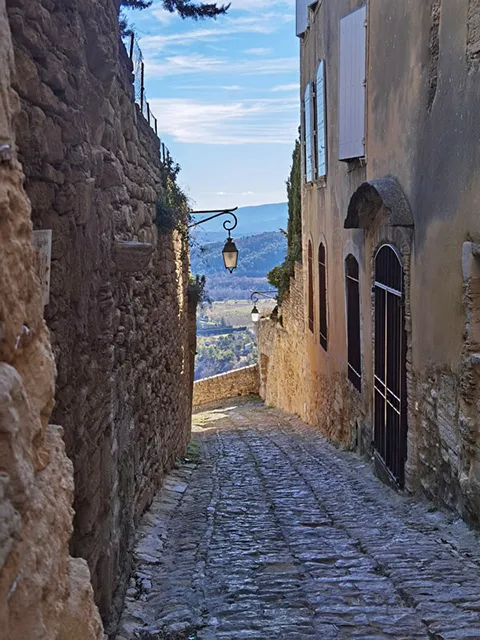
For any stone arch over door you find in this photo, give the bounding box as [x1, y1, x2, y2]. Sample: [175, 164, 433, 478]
[345, 176, 417, 490]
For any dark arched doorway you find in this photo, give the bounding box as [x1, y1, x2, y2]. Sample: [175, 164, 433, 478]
[374, 245, 407, 488]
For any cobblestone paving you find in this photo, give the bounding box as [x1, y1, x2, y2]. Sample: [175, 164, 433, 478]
[117, 399, 480, 640]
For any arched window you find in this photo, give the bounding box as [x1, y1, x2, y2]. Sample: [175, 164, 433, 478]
[318, 243, 328, 350]
[345, 254, 361, 391]
[308, 240, 314, 332]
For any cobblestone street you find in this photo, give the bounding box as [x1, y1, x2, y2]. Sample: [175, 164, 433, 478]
[117, 399, 480, 640]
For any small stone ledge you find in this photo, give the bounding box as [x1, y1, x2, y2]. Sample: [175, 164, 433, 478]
[471, 243, 480, 258]
[114, 241, 153, 273]
[470, 353, 480, 367]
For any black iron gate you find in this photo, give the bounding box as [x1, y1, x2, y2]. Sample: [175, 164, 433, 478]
[374, 245, 407, 488]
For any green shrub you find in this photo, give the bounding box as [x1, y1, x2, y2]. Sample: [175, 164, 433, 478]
[267, 139, 301, 304]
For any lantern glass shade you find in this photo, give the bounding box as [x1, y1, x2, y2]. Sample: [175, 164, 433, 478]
[251, 305, 260, 323]
[222, 237, 239, 273]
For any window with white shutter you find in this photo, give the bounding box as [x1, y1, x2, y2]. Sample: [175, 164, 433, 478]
[304, 82, 315, 182]
[338, 5, 367, 161]
[296, 0, 318, 37]
[296, 0, 309, 36]
[316, 59, 327, 177]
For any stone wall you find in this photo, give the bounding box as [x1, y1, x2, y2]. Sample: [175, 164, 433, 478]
[257, 264, 356, 446]
[0, 1, 103, 637]
[272, 0, 480, 526]
[258, 266, 309, 418]
[6, 0, 193, 631]
[193, 365, 260, 408]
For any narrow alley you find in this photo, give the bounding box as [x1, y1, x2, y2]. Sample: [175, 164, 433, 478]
[117, 399, 480, 640]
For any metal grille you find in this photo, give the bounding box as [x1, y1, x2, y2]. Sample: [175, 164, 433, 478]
[308, 240, 314, 333]
[346, 254, 361, 391]
[374, 245, 407, 488]
[318, 243, 328, 350]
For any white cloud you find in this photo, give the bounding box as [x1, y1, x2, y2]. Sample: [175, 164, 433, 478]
[143, 11, 293, 52]
[230, 0, 294, 9]
[176, 84, 244, 91]
[141, 20, 274, 53]
[145, 54, 298, 78]
[151, 7, 175, 25]
[244, 47, 273, 56]
[148, 97, 299, 145]
[271, 83, 299, 92]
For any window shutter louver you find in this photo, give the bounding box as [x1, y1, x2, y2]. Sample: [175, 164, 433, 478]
[339, 5, 367, 161]
[304, 83, 315, 182]
[316, 60, 327, 177]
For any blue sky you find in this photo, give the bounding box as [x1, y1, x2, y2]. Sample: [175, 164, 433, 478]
[124, 0, 299, 210]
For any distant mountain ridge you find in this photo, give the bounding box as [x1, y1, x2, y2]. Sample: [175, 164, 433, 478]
[190, 202, 288, 244]
[191, 230, 287, 301]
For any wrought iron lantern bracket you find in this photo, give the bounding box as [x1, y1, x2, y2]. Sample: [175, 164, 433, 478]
[188, 207, 239, 273]
[188, 207, 238, 237]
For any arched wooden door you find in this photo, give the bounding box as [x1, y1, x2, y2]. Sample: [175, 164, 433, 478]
[374, 245, 408, 488]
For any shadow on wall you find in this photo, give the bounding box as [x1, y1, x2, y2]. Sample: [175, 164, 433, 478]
[6, 0, 193, 632]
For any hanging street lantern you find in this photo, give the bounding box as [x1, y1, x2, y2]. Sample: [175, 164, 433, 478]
[250, 290, 278, 323]
[222, 236, 239, 273]
[189, 207, 239, 273]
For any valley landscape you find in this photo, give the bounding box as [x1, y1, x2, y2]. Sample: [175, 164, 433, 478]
[191, 202, 287, 380]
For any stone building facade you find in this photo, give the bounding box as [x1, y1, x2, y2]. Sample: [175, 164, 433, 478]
[5, 0, 194, 632]
[0, 1, 103, 637]
[259, 0, 480, 524]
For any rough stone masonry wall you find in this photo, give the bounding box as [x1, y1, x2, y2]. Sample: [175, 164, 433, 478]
[258, 265, 312, 422]
[6, 0, 192, 631]
[0, 2, 103, 638]
[193, 365, 260, 408]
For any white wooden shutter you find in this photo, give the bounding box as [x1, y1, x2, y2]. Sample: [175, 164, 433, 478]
[297, 0, 317, 37]
[296, 0, 309, 37]
[338, 5, 367, 161]
[316, 59, 327, 177]
[304, 83, 315, 182]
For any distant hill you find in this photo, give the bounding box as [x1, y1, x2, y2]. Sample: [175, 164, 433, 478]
[190, 202, 288, 245]
[191, 230, 286, 301]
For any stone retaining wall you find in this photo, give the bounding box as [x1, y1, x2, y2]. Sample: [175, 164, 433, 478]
[6, 0, 193, 630]
[193, 365, 260, 408]
[0, 1, 103, 637]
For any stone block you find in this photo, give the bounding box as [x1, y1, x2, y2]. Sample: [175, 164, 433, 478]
[114, 241, 154, 273]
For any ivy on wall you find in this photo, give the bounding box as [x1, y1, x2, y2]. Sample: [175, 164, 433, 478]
[267, 138, 302, 304]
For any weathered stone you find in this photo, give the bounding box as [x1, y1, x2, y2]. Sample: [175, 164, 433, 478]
[117, 399, 480, 640]
[6, 0, 194, 631]
[0, 3, 102, 635]
[194, 365, 260, 408]
[114, 241, 154, 273]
